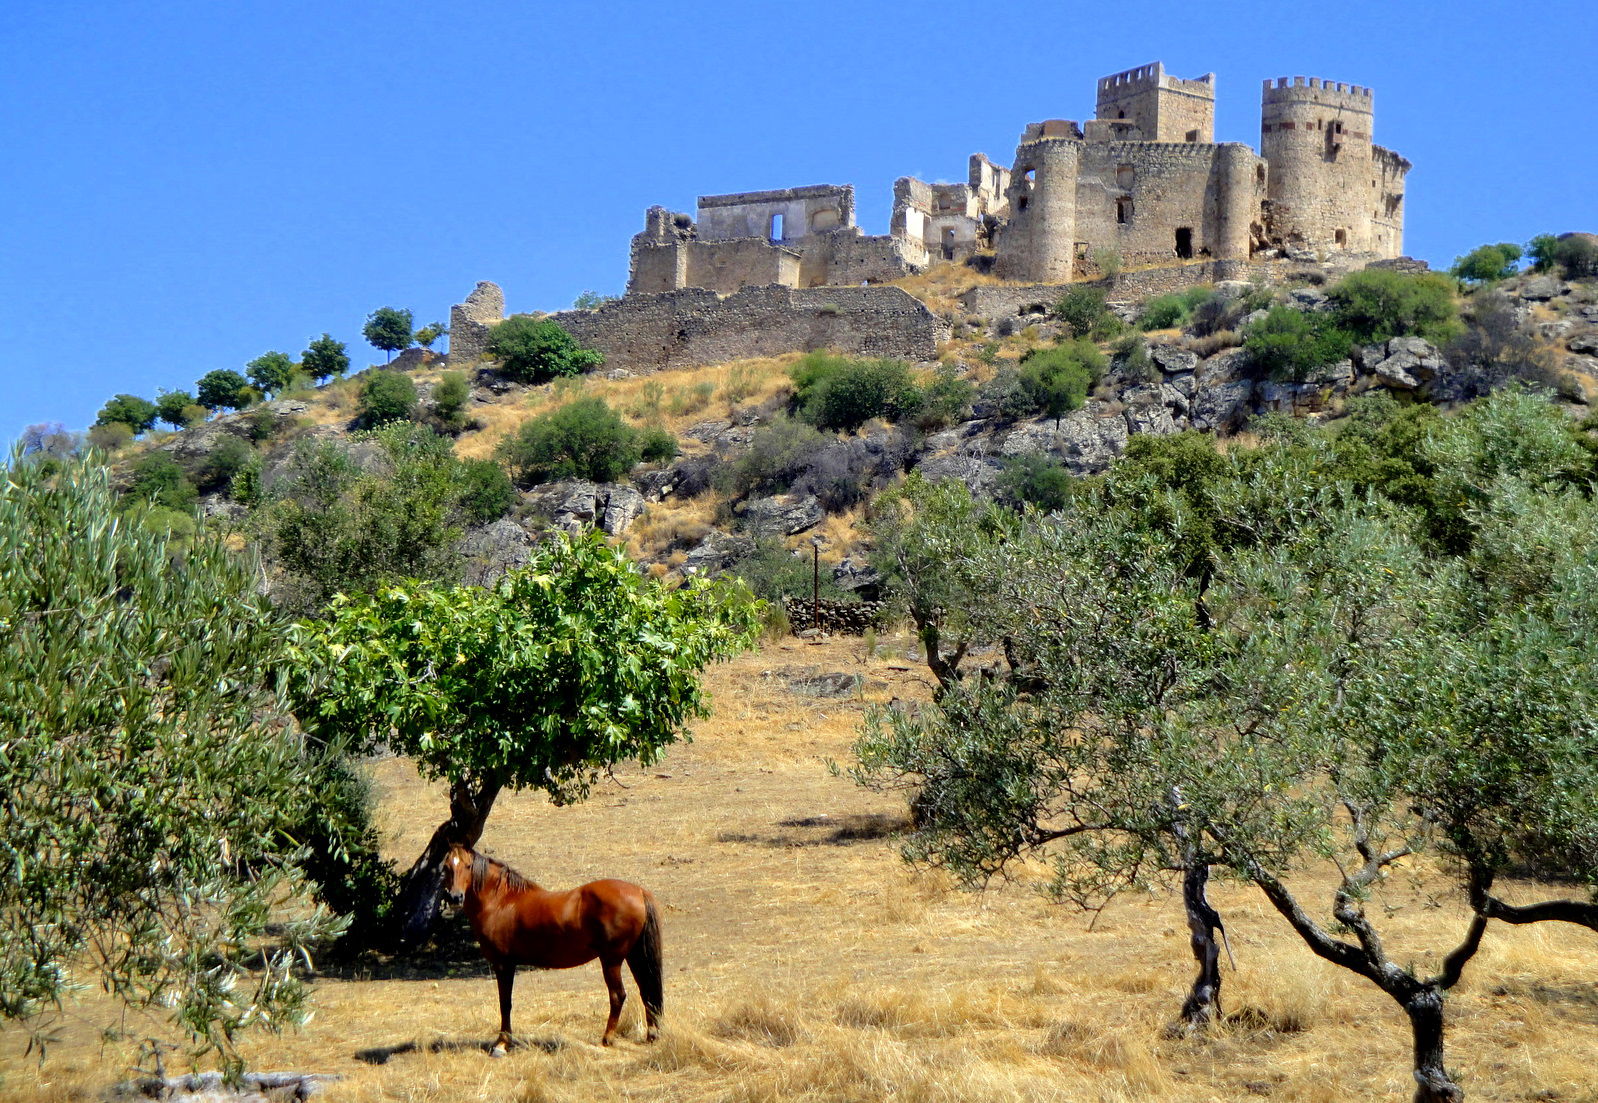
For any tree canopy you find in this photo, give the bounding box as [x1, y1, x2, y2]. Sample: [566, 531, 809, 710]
[95, 393, 158, 434]
[363, 306, 415, 361]
[196, 368, 252, 411]
[486, 316, 603, 383]
[300, 333, 350, 382]
[246, 351, 298, 398]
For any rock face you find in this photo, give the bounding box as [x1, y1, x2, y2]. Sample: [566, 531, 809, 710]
[456, 518, 536, 586]
[741, 493, 825, 536]
[543, 481, 649, 536]
[1359, 337, 1446, 390]
[682, 531, 755, 574]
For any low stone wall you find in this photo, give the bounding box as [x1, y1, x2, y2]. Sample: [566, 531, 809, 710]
[783, 596, 888, 635]
[957, 258, 1321, 319]
[547, 285, 946, 373]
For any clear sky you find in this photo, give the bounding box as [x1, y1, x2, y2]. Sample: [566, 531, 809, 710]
[4, 0, 1594, 441]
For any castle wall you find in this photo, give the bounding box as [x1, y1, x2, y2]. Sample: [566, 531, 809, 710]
[697, 185, 855, 241]
[995, 136, 1081, 282]
[1095, 63, 1216, 143]
[546, 285, 945, 373]
[683, 239, 802, 291]
[447, 281, 505, 365]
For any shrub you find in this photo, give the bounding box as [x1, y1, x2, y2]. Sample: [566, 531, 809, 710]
[197, 435, 256, 493]
[1554, 236, 1598, 279]
[997, 453, 1074, 512]
[1243, 306, 1353, 381]
[639, 426, 680, 464]
[1112, 334, 1156, 382]
[95, 394, 158, 434]
[457, 459, 515, 522]
[1053, 285, 1121, 339]
[572, 290, 618, 310]
[432, 370, 471, 430]
[155, 390, 202, 429]
[906, 367, 974, 432]
[488, 316, 604, 383]
[196, 369, 252, 411]
[1090, 247, 1123, 279]
[413, 322, 448, 350]
[1018, 338, 1106, 424]
[791, 353, 921, 432]
[726, 416, 833, 498]
[731, 537, 848, 605]
[246, 351, 297, 398]
[128, 451, 197, 511]
[1326, 269, 1459, 344]
[1139, 294, 1190, 331]
[496, 396, 641, 486]
[356, 369, 417, 426]
[1451, 243, 1522, 286]
[975, 368, 1036, 423]
[86, 422, 134, 452]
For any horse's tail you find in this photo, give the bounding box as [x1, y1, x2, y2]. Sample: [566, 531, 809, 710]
[627, 893, 665, 1020]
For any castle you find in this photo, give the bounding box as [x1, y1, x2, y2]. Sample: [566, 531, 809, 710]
[626, 63, 1410, 294]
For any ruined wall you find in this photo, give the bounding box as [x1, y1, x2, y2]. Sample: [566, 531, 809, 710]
[547, 285, 946, 373]
[697, 185, 855, 241]
[447, 281, 505, 365]
[683, 239, 802, 291]
[995, 132, 1082, 282]
[1095, 63, 1216, 143]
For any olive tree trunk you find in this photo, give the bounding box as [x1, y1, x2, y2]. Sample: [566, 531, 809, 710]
[394, 775, 503, 949]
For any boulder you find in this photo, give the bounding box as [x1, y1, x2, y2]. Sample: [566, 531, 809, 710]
[999, 405, 1129, 475]
[1150, 344, 1200, 376]
[1121, 385, 1181, 436]
[1189, 379, 1255, 433]
[787, 671, 864, 698]
[600, 485, 646, 536]
[1519, 276, 1566, 301]
[1365, 337, 1445, 391]
[682, 531, 755, 574]
[1568, 334, 1598, 356]
[742, 493, 824, 536]
[912, 453, 1002, 495]
[456, 518, 536, 585]
[832, 556, 883, 597]
[1287, 287, 1330, 312]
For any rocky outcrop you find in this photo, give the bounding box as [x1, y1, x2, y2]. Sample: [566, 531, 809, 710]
[740, 493, 825, 536]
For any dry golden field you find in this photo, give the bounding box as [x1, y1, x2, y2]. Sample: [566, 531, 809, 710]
[5, 635, 1598, 1102]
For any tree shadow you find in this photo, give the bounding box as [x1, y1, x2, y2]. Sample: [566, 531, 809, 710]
[319, 916, 489, 982]
[716, 812, 909, 848]
[1491, 979, 1598, 1024]
[354, 1035, 564, 1065]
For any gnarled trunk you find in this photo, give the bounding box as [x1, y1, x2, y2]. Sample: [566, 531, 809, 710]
[1176, 860, 1226, 1030]
[394, 775, 502, 949]
[1404, 988, 1462, 1103]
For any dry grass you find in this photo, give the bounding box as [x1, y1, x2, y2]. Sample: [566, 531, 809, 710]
[7, 636, 1598, 1102]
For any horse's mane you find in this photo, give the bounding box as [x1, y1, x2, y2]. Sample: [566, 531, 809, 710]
[471, 851, 533, 894]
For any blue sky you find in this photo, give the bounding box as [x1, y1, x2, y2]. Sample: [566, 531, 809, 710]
[4, 0, 1594, 441]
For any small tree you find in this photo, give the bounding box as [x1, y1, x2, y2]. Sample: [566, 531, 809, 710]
[363, 307, 415, 363]
[791, 354, 922, 432]
[196, 369, 252, 411]
[357, 369, 418, 426]
[572, 290, 617, 310]
[1018, 338, 1105, 425]
[1326, 268, 1459, 345]
[289, 531, 760, 944]
[95, 393, 159, 434]
[495, 396, 641, 485]
[128, 451, 198, 511]
[431, 370, 470, 431]
[0, 453, 342, 1068]
[413, 321, 448, 350]
[155, 389, 203, 429]
[1450, 242, 1522, 285]
[246, 351, 298, 398]
[301, 333, 350, 383]
[487, 316, 603, 383]
[1053, 284, 1121, 339]
[1243, 305, 1353, 380]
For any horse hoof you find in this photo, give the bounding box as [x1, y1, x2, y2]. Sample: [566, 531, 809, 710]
[489, 1044, 508, 1059]
[645, 1032, 659, 1044]
[600, 1036, 614, 1047]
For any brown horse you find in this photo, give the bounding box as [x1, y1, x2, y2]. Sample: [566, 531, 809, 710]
[441, 843, 663, 1054]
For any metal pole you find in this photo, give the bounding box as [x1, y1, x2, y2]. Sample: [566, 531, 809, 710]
[812, 542, 820, 631]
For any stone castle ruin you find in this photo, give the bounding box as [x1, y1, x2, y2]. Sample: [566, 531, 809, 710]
[627, 62, 1410, 292]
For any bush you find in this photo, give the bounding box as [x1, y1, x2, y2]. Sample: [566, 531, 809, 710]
[197, 435, 256, 493]
[432, 370, 471, 430]
[95, 394, 158, 434]
[790, 353, 922, 432]
[155, 390, 202, 429]
[997, 453, 1074, 512]
[905, 367, 974, 432]
[496, 396, 641, 486]
[1053, 285, 1121, 339]
[639, 426, 680, 464]
[1451, 243, 1522, 286]
[358, 370, 418, 427]
[1326, 269, 1459, 344]
[488, 316, 604, 384]
[1138, 285, 1212, 331]
[726, 416, 833, 498]
[196, 369, 252, 411]
[246, 351, 297, 398]
[1018, 338, 1106, 424]
[1112, 334, 1156, 383]
[457, 459, 515, 522]
[1528, 234, 1598, 279]
[128, 451, 197, 511]
[975, 368, 1036, 423]
[86, 422, 134, 453]
[1243, 306, 1353, 381]
[731, 537, 848, 605]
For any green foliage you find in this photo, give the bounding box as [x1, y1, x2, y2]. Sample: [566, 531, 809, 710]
[496, 395, 641, 486]
[996, 453, 1073, 512]
[357, 369, 418, 426]
[1052, 284, 1121, 339]
[731, 536, 849, 605]
[1138, 286, 1212, 331]
[363, 306, 415, 361]
[289, 530, 761, 806]
[1243, 305, 1354, 381]
[1325, 268, 1459, 344]
[1550, 235, 1598, 279]
[413, 321, 448, 350]
[197, 434, 257, 494]
[431, 370, 471, 430]
[790, 353, 922, 432]
[301, 333, 350, 382]
[246, 350, 298, 398]
[95, 393, 158, 434]
[1018, 338, 1105, 423]
[251, 422, 489, 615]
[639, 425, 681, 464]
[196, 368, 252, 411]
[725, 416, 832, 498]
[1112, 333, 1155, 382]
[906, 366, 974, 432]
[1527, 234, 1561, 273]
[572, 290, 618, 310]
[155, 389, 203, 429]
[0, 453, 343, 1065]
[86, 421, 134, 452]
[128, 450, 198, 511]
[975, 368, 1035, 423]
[456, 458, 515, 523]
[487, 316, 604, 383]
[1450, 242, 1522, 285]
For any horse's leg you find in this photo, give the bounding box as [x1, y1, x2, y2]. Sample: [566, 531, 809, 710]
[491, 963, 515, 1057]
[599, 958, 626, 1046]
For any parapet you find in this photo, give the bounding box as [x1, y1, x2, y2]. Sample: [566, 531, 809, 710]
[1261, 76, 1374, 113]
[1020, 119, 1083, 142]
[1096, 62, 1214, 98]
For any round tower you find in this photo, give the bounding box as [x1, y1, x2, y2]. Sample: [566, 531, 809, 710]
[1260, 77, 1376, 254]
[994, 123, 1080, 282]
[1213, 143, 1262, 261]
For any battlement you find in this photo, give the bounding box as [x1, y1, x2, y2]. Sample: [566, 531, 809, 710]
[1097, 62, 1214, 98]
[1019, 119, 1084, 143]
[1261, 76, 1374, 113]
[698, 184, 852, 210]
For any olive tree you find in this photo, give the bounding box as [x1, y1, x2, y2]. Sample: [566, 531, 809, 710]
[289, 531, 761, 944]
[0, 452, 342, 1069]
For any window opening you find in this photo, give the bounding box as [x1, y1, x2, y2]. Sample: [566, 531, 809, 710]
[1175, 227, 1194, 259]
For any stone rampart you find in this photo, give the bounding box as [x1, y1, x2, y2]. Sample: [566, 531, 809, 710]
[447, 281, 504, 366]
[546, 285, 946, 373]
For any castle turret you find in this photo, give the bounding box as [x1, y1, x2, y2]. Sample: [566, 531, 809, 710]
[1095, 62, 1215, 143]
[1260, 76, 1405, 256]
[994, 122, 1081, 282]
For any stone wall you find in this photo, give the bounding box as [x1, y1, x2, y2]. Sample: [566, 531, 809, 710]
[697, 184, 855, 240]
[546, 285, 947, 373]
[447, 281, 504, 366]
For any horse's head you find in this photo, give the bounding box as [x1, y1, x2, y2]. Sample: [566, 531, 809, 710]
[441, 844, 474, 909]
